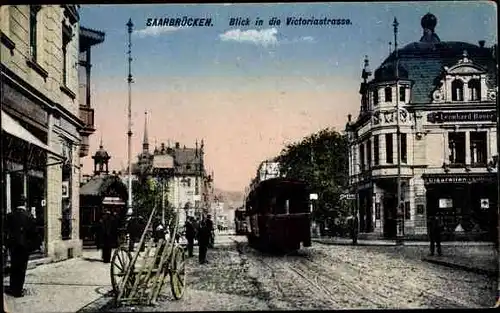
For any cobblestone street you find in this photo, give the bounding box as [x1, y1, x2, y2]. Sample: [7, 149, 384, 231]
[105, 236, 497, 311]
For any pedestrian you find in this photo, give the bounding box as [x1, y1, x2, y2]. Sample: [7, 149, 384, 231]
[5, 196, 38, 297]
[197, 215, 212, 264]
[205, 214, 215, 248]
[184, 216, 196, 257]
[98, 210, 119, 263]
[428, 215, 443, 256]
[127, 216, 145, 252]
[348, 214, 359, 245]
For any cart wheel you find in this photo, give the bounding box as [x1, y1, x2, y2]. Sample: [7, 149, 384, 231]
[110, 247, 134, 295]
[170, 246, 186, 300]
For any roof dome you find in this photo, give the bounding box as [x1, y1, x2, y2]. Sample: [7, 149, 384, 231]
[421, 12, 437, 31]
[367, 13, 495, 103]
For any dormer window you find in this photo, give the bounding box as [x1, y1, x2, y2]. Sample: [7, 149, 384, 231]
[451, 79, 464, 101]
[384, 87, 392, 102]
[468, 79, 481, 101]
[399, 86, 406, 102]
[373, 89, 379, 105]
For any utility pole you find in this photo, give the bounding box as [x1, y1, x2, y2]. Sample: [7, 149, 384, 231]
[126, 18, 134, 216]
[394, 17, 404, 245]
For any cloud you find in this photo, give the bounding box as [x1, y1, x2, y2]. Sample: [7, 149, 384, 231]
[219, 28, 278, 47]
[282, 36, 317, 44]
[133, 26, 186, 38]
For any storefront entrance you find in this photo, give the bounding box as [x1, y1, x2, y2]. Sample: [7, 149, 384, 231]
[423, 173, 497, 241]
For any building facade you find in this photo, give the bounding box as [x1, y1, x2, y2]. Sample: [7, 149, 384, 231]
[131, 113, 214, 225]
[345, 13, 498, 240]
[1, 5, 104, 262]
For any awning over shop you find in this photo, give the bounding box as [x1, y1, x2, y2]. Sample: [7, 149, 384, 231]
[2, 110, 63, 159]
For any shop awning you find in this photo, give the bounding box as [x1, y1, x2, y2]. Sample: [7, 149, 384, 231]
[1, 110, 63, 159]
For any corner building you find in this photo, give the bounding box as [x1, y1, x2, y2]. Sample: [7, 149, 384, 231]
[345, 13, 498, 240]
[1, 5, 103, 262]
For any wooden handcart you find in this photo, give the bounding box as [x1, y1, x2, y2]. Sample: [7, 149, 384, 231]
[110, 206, 186, 306]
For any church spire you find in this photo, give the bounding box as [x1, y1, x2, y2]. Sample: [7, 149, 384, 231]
[142, 111, 149, 153]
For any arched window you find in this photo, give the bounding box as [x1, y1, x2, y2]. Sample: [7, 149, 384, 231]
[451, 79, 464, 101]
[384, 87, 392, 102]
[468, 79, 481, 101]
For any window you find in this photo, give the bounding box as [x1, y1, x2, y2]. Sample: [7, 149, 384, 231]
[384, 87, 392, 102]
[359, 143, 365, 171]
[468, 79, 481, 101]
[399, 86, 406, 102]
[416, 204, 425, 215]
[366, 139, 372, 169]
[373, 89, 379, 105]
[29, 5, 41, 60]
[404, 201, 411, 220]
[451, 79, 464, 101]
[385, 133, 393, 164]
[448, 132, 466, 164]
[373, 135, 380, 165]
[401, 133, 407, 163]
[62, 24, 72, 86]
[470, 131, 487, 166]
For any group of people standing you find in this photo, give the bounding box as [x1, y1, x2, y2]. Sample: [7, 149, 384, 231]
[184, 214, 214, 264]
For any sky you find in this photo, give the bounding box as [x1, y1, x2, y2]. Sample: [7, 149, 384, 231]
[79, 1, 497, 192]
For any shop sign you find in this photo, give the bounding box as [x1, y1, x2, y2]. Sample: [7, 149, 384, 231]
[439, 198, 453, 209]
[480, 199, 489, 209]
[423, 175, 496, 184]
[62, 181, 69, 198]
[427, 111, 496, 123]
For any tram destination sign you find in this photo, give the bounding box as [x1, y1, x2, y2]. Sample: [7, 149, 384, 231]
[427, 111, 496, 123]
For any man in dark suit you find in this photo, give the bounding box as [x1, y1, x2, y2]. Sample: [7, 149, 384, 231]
[428, 215, 443, 256]
[184, 216, 196, 257]
[98, 210, 119, 263]
[5, 196, 38, 297]
[197, 215, 213, 264]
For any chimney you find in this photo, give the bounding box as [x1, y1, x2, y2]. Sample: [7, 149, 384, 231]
[348, 114, 352, 122]
[478, 40, 485, 48]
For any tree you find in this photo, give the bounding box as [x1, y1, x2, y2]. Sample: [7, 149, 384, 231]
[132, 176, 175, 224]
[276, 128, 349, 224]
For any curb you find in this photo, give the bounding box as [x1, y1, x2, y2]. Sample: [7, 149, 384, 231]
[76, 291, 116, 313]
[313, 239, 495, 247]
[421, 257, 497, 277]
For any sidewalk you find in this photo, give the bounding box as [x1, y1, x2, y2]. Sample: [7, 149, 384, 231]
[3, 249, 113, 313]
[313, 237, 498, 277]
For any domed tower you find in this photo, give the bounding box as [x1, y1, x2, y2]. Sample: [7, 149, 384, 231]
[92, 138, 111, 175]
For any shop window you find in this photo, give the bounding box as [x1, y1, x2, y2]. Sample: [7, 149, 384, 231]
[451, 79, 464, 101]
[385, 133, 393, 164]
[384, 86, 392, 102]
[373, 135, 379, 165]
[373, 89, 379, 106]
[29, 5, 41, 60]
[470, 131, 487, 166]
[359, 142, 365, 171]
[400, 133, 407, 164]
[468, 79, 481, 101]
[61, 142, 73, 240]
[399, 86, 406, 102]
[366, 139, 372, 169]
[448, 132, 466, 165]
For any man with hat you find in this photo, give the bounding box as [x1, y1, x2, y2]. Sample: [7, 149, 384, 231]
[5, 196, 38, 297]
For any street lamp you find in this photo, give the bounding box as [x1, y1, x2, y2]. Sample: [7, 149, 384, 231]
[126, 18, 134, 217]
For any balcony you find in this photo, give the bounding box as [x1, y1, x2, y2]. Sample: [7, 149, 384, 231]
[79, 106, 95, 157]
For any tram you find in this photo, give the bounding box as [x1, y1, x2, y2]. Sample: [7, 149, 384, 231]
[246, 177, 311, 252]
[234, 207, 247, 235]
